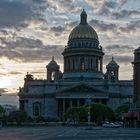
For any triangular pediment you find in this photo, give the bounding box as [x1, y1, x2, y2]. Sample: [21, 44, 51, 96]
[54, 83, 109, 99]
[57, 83, 106, 94]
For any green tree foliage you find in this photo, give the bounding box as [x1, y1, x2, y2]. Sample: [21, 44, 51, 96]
[115, 104, 129, 114]
[115, 104, 129, 120]
[89, 103, 115, 122]
[0, 105, 6, 125]
[65, 103, 114, 123]
[0, 105, 5, 114]
[65, 107, 87, 123]
[8, 110, 28, 124]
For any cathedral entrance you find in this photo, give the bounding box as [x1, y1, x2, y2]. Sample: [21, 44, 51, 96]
[57, 98, 107, 121]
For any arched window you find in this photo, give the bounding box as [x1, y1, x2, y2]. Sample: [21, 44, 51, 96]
[111, 71, 115, 82]
[91, 58, 93, 70]
[33, 102, 41, 117]
[86, 42, 88, 47]
[73, 58, 75, 70]
[80, 57, 85, 70]
[78, 42, 81, 47]
[89, 42, 91, 47]
[111, 71, 115, 76]
[96, 59, 98, 71]
[51, 71, 55, 80]
[66, 58, 70, 71]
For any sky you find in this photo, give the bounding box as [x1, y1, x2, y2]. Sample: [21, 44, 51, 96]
[0, 0, 140, 97]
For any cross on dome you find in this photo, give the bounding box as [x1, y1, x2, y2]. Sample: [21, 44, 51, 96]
[52, 56, 54, 61]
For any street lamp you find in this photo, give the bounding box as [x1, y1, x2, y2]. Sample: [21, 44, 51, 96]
[85, 95, 92, 130]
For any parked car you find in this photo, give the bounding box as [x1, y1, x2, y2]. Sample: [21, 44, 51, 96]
[102, 122, 122, 128]
[113, 122, 123, 128]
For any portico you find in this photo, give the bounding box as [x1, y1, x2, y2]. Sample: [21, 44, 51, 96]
[55, 84, 109, 120]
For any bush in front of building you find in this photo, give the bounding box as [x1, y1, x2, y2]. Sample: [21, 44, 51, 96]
[0, 105, 5, 116]
[8, 110, 28, 125]
[0, 105, 6, 126]
[89, 103, 115, 123]
[115, 104, 129, 120]
[65, 107, 87, 124]
[65, 104, 115, 125]
[115, 104, 129, 113]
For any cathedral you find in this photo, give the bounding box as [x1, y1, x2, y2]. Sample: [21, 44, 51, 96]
[18, 10, 133, 120]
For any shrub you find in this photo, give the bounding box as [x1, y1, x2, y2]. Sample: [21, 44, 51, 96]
[8, 110, 28, 124]
[65, 107, 87, 123]
[85, 103, 115, 123]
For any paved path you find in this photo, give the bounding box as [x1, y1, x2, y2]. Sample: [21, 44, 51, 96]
[0, 126, 140, 140]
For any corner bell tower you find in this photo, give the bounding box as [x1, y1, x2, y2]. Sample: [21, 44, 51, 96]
[105, 57, 119, 82]
[46, 57, 61, 81]
[133, 47, 140, 108]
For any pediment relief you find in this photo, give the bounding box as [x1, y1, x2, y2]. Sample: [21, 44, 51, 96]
[57, 84, 106, 94]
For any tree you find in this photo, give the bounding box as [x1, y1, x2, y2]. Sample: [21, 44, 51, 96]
[85, 103, 115, 123]
[0, 105, 5, 115]
[115, 104, 129, 114]
[115, 104, 129, 120]
[0, 105, 6, 125]
[65, 107, 87, 123]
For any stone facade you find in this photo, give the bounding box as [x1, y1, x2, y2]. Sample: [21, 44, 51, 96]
[133, 47, 140, 108]
[18, 10, 133, 120]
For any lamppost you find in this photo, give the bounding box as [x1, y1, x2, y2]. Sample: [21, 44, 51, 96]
[85, 95, 92, 130]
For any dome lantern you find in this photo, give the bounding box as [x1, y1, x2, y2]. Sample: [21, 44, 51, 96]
[80, 9, 87, 25]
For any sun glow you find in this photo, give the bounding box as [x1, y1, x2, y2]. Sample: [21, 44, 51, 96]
[0, 76, 16, 89]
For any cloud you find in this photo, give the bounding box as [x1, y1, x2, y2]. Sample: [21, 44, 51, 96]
[89, 18, 140, 40]
[105, 44, 134, 52]
[0, 88, 8, 94]
[112, 10, 140, 19]
[8, 71, 22, 75]
[85, 0, 105, 11]
[118, 20, 140, 34]
[104, 54, 133, 65]
[0, 0, 48, 29]
[65, 21, 79, 29]
[104, 44, 134, 64]
[89, 19, 117, 32]
[86, 0, 140, 21]
[0, 37, 64, 62]
[47, 0, 80, 13]
[0, 0, 33, 28]
[50, 26, 65, 33]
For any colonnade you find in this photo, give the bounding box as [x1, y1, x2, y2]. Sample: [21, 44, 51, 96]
[64, 56, 103, 72]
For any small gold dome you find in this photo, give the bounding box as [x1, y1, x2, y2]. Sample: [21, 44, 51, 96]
[68, 9, 98, 41]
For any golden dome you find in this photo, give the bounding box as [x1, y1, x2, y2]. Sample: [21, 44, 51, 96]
[69, 24, 98, 40]
[68, 9, 98, 41]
